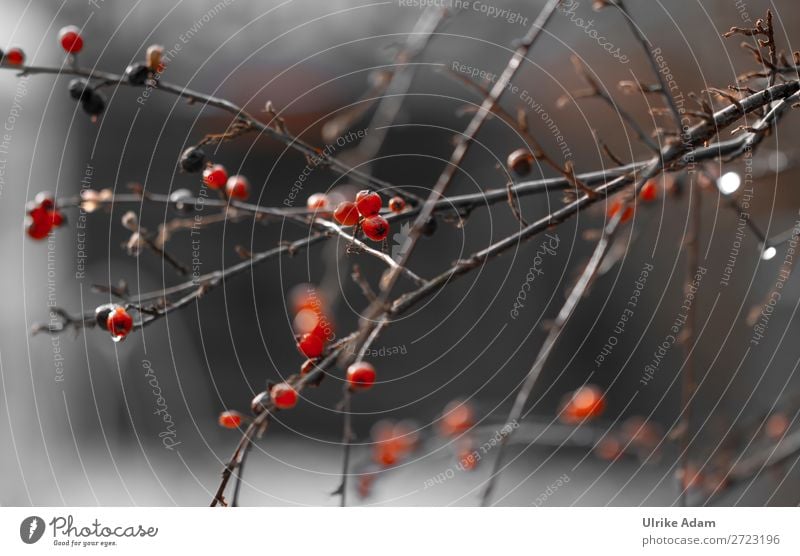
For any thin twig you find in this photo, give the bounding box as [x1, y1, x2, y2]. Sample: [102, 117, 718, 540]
[613, 0, 684, 130]
[3, 63, 422, 204]
[677, 178, 701, 506]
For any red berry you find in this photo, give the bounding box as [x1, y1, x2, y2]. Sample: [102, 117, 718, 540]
[375, 445, 398, 466]
[355, 190, 382, 217]
[595, 437, 623, 461]
[218, 410, 243, 429]
[29, 205, 51, 225]
[307, 193, 329, 211]
[59, 26, 84, 54]
[362, 215, 389, 242]
[25, 216, 51, 240]
[640, 180, 658, 202]
[202, 164, 228, 190]
[608, 200, 633, 223]
[106, 306, 133, 341]
[271, 383, 298, 410]
[459, 449, 478, 470]
[563, 385, 605, 421]
[678, 465, 703, 491]
[440, 401, 474, 436]
[765, 413, 789, 440]
[225, 175, 250, 200]
[388, 196, 406, 213]
[347, 362, 376, 391]
[298, 332, 324, 358]
[25, 204, 56, 240]
[4, 47, 25, 66]
[333, 201, 360, 226]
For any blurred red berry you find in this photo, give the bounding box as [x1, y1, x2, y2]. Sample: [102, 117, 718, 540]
[288, 283, 325, 314]
[271, 383, 298, 410]
[357, 474, 375, 498]
[608, 199, 633, 223]
[225, 175, 250, 200]
[362, 215, 389, 241]
[640, 180, 659, 202]
[297, 332, 324, 358]
[562, 385, 606, 422]
[375, 445, 397, 466]
[59, 26, 84, 54]
[5, 47, 25, 66]
[595, 437, 623, 461]
[458, 449, 478, 470]
[440, 400, 474, 436]
[310, 318, 334, 342]
[306, 193, 329, 211]
[218, 411, 243, 429]
[202, 164, 228, 190]
[333, 201, 360, 226]
[25, 217, 51, 240]
[765, 413, 789, 440]
[347, 362, 376, 391]
[388, 196, 406, 213]
[678, 465, 703, 490]
[355, 190, 382, 217]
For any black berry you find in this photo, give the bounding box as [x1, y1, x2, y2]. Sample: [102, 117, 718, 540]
[179, 146, 206, 173]
[68, 78, 91, 101]
[81, 89, 106, 116]
[124, 63, 150, 86]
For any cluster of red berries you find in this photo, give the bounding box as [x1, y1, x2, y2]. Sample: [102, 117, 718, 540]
[437, 400, 479, 471]
[25, 193, 65, 240]
[594, 416, 663, 462]
[328, 190, 404, 242]
[676, 463, 732, 495]
[559, 384, 606, 424]
[218, 382, 301, 430]
[94, 304, 134, 342]
[201, 163, 250, 200]
[438, 400, 475, 437]
[289, 284, 334, 360]
[371, 420, 419, 467]
[607, 179, 661, 224]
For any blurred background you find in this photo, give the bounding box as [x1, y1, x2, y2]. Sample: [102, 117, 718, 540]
[1, 0, 800, 506]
